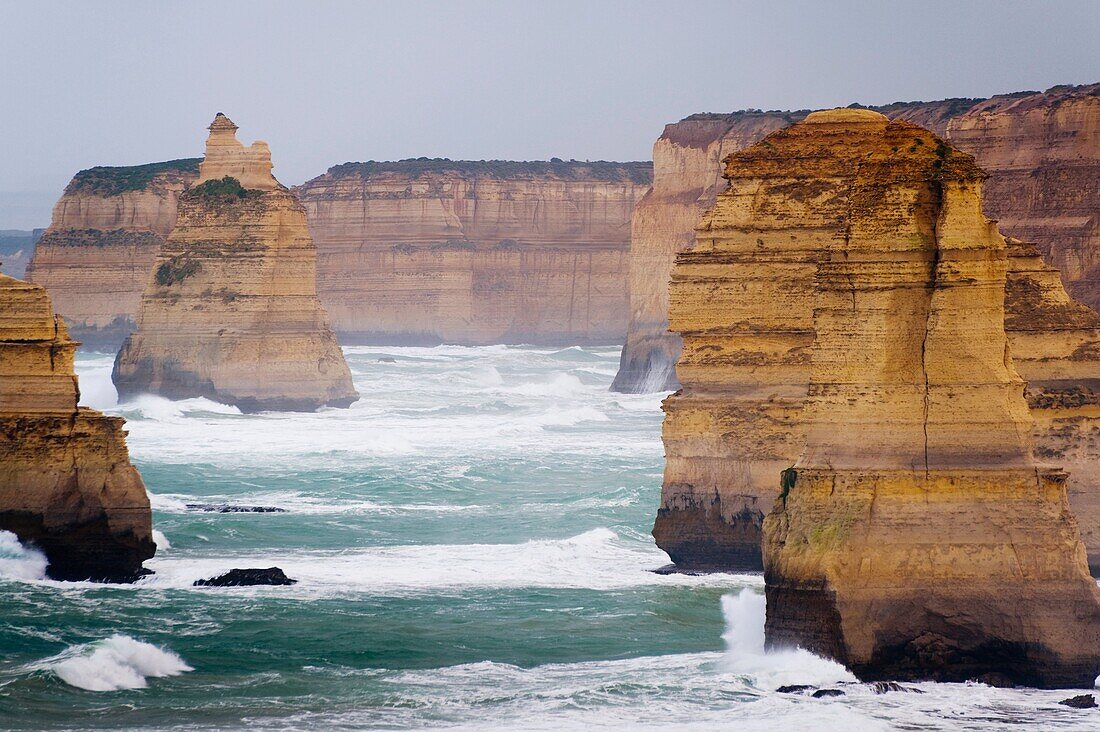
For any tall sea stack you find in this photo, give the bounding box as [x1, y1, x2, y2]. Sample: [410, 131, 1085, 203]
[113, 114, 357, 412]
[0, 272, 154, 581]
[713, 108, 1100, 687]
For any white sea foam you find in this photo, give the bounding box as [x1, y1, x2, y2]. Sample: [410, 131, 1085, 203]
[140, 528, 757, 595]
[720, 588, 856, 688]
[47, 634, 192, 691]
[0, 530, 47, 580]
[152, 529, 171, 551]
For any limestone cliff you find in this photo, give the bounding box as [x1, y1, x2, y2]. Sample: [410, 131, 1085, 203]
[756, 110, 1100, 687]
[295, 160, 650, 344]
[25, 159, 199, 348]
[112, 114, 357, 413]
[0, 272, 154, 581]
[655, 102, 1100, 575]
[614, 84, 1100, 393]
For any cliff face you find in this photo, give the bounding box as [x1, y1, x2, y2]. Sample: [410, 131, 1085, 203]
[112, 115, 357, 413]
[948, 85, 1100, 308]
[25, 160, 199, 348]
[655, 105, 1100, 576]
[296, 160, 651, 345]
[0, 273, 154, 581]
[614, 84, 1100, 393]
[691, 109, 1100, 687]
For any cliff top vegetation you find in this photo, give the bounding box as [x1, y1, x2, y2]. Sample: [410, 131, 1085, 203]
[67, 158, 201, 197]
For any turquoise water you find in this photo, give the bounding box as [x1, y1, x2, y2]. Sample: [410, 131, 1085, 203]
[0, 346, 1094, 730]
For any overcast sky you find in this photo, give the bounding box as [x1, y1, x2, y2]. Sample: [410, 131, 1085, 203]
[1, 0, 1097, 228]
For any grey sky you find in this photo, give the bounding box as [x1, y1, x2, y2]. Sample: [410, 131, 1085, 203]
[1, 0, 1097, 228]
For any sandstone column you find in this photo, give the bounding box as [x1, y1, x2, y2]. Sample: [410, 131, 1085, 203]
[759, 110, 1100, 687]
[113, 114, 358, 412]
[0, 272, 154, 581]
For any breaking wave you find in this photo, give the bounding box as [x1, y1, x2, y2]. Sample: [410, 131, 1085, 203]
[46, 635, 192, 691]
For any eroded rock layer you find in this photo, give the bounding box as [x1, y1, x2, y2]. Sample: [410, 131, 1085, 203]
[700, 109, 1100, 687]
[615, 84, 1100, 393]
[0, 273, 154, 581]
[295, 160, 650, 344]
[655, 104, 1100, 574]
[113, 115, 357, 413]
[25, 159, 199, 348]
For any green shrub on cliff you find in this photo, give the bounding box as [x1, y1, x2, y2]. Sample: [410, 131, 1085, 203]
[68, 159, 201, 197]
[187, 176, 263, 201]
[155, 256, 201, 286]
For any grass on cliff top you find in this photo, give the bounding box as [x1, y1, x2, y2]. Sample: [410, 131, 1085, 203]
[320, 159, 653, 186]
[185, 176, 264, 201]
[67, 158, 201, 197]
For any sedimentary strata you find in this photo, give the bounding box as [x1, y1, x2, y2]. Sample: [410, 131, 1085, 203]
[664, 108, 1100, 686]
[112, 114, 357, 412]
[295, 160, 650, 344]
[614, 83, 1100, 393]
[25, 159, 199, 348]
[0, 272, 154, 581]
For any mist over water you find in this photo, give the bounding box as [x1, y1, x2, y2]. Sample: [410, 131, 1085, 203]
[0, 346, 1092, 730]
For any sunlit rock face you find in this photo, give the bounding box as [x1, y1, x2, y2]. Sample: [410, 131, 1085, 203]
[660, 108, 1100, 686]
[25, 159, 199, 349]
[112, 115, 357, 413]
[614, 84, 1100, 394]
[295, 160, 650, 345]
[0, 273, 154, 581]
[654, 101, 1100, 576]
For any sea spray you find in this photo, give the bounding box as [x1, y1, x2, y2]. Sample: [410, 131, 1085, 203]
[49, 635, 192, 691]
[720, 588, 855, 688]
[0, 531, 47, 581]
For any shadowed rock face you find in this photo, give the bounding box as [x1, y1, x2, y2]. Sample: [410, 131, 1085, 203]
[295, 160, 650, 345]
[670, 108, 1100, 687]
[112, 115, 357, 413]
[0, 273, 154, 581]
[25, 159, 200, 350]
[614, 84, 1100, 395]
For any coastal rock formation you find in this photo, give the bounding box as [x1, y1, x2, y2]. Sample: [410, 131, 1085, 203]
[0, 272, 154, 581]
[296, 160, 650, 344]
[25, 160, 199, 348]
[758, 110, 1100, 687]
[1005, 238, 1100, 571]
[112, 114, 357, 413]
[654, 97, 1100, 575]
[614, 84, 1100, 393]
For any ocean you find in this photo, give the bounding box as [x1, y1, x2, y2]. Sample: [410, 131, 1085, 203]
[0, 346, 1094, 730]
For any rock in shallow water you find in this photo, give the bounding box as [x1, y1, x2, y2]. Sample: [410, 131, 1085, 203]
[193, 567, 297, 587]
[1059, 694, 1098, 709]
[185, 503, 286, 514]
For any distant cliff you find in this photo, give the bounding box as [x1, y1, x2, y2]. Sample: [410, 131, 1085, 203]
[613, 83, 1100, 392]
[295, 159, 651, 344]
[25, 159, 199, 348]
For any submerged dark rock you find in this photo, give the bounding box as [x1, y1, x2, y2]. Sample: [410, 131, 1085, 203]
[870, 681, 923, 694]
[185, 503, 286, 513]
[775, 685, 814, 694]
[972, 672, 1017, 689]
[1060, 694, 1098, 709]
[193, 567, 297, 587]
[812, 689, 845, 698]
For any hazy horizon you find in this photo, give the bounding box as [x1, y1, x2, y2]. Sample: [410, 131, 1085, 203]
[2, 0, 1098, 228]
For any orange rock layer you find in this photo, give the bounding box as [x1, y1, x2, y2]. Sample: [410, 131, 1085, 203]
[614, 84, 1100, 393]
[669, 109, 1100, 686]
[0, 273, 154, 581]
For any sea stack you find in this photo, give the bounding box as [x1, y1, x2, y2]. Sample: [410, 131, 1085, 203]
[653, 105, 1100, 575]
[749, 109, 1100, 686]
[0, 272, 154, 581]
[113, 114, 357, 412]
